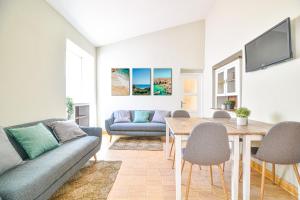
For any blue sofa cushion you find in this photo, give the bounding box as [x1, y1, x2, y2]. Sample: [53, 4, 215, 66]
[0, 136, 100, 200]
[110, 122, 166, 132]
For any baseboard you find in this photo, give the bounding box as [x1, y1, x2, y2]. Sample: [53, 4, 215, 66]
[251, 161, 298, 198]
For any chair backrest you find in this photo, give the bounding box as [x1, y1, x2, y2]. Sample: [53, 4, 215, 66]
[213, 111, 231, 119]
[172, 110, 190, 118]
[183, 122, 230, 166]
[255, 121, 300, 164]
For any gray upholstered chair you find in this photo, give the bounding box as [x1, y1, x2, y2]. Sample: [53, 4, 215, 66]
[170, 110, 190, 168]
[254, 121, 300, 200]
[213, 110, 230, 171]
[213, 110, 231, 119]
[182, 122, 230, 200]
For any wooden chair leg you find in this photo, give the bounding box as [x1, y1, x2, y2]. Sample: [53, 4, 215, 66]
[260, 161, 266, 200]
[169, 138, 175, 157]
[272, 163, 276, 184]
[293, 164, 300, 185]
[93, 154, 97, 162]
[210, 165, 214, 185]
[239, 167, 243, 182]
[218, 164, 228, 200]
[199, 165, 202, 170]
[109, 135, 112, 142]
[223, 162, 225, 172]
[185, 163, 193, 200]
[181, 160, 186, 174]
[172, 152, 175, 169]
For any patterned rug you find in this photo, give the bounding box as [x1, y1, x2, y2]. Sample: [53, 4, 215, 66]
[51, 160, 122, 200]
[109, 136, 163, 151]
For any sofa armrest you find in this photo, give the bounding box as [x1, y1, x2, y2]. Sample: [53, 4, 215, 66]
[105, 117, 114, 134]
[80, 127, 102, 137]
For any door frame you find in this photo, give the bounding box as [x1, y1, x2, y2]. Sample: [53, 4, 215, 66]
[180, 72, 204, 117]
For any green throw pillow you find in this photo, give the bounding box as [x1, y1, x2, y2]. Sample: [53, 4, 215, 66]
[8, 123, 59, 159]
[133, 111, 150, 123]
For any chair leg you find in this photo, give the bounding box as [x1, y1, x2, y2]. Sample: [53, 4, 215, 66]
[181, 160, 186, 174]
[199, 165, 202, 170]
[185, 163, 193, 200]
[218, 164, 228, 200]
[169, 138, 175, 157]
[239, 167, 243, 182]
[293, 164, 300, 185]
[272, 163, 276, 184]
[93, 154, 97, 162]
[223, 162, 225, 172]
[210, 165, 214, 185]
[109, 135, 112, 142]
[260, 161, 266, 200]
[172, 152, 175, 169]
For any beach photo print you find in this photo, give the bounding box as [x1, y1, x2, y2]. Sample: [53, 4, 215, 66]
[132, 68, 151, 95]
[153, 68, 172, 95]
[111, 68, 130, 96]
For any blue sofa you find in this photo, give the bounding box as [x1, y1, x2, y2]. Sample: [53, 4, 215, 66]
[0, 119, 102, 200]
[105, 110, 170, 137]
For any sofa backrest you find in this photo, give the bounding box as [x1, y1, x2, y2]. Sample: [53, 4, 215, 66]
[3, 118, 65, 160]
[112, 110, 171, 122]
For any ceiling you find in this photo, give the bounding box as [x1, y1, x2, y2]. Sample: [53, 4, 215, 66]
[46, 0, 215, 46]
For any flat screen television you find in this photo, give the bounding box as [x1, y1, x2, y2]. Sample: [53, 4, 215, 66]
[245, 18, 293, 72]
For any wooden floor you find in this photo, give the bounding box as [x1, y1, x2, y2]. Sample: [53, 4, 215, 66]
[97, 134, 295, 200]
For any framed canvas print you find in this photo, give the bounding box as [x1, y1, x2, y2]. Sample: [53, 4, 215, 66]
[153, 68, 172, 95]
[132, 68, 151, 95]
[111, 68, 130, 96]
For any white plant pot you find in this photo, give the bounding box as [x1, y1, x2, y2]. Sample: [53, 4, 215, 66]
[237, 117, 248, 126]
[221, 104, 226, 110]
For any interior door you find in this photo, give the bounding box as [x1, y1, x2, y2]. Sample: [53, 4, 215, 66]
[180, 74, 202, 116]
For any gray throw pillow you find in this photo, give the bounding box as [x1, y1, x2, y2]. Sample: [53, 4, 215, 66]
[114, 110, 131, 123]
[0, 127, 23, 175]
[50, 120, 87, 143]
[151, 110, 170, 123]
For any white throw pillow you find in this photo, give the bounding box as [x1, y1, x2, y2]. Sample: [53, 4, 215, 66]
[50, 120, 87, 143]
[113, 110, 131, 123]
[151, 110, 170, 123]
[0, 127, 23, 175]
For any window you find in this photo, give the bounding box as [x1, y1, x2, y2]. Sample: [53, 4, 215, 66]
[66, 39, 96, 125]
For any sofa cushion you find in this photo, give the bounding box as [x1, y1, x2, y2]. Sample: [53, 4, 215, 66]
[0, 136, 100, 200]
[113, 110, 131, 123]
[133, 111, 150, 123]
[7, 123, 60, 159]
[0, 128, 23, 175]
[151, 110, 170, 123]
[49, 120, 87, 143]
[110, 122, 166, 132]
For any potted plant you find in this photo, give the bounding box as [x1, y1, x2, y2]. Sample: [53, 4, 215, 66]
[224, 100, 235, 110]
[235, 107, 251, 126]
[66, 97, 74, 120]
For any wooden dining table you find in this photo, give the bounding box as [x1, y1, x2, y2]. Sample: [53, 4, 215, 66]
[164, 117, 273, 200]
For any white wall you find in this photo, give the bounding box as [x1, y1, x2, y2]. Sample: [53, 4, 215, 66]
[97, 21, 205, 126]
[0, 0, 96, 126]
[203, 0, 300, 187]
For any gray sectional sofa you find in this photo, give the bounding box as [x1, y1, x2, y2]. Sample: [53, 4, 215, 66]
[105, 110, 170, 137]
[0, 119, 102, 200]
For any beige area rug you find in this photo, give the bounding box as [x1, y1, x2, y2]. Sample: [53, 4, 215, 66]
[109, 136, 163, 151]
[51, 161, 122, 200]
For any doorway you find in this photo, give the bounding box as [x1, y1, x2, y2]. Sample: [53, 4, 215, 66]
[180, 73, 203, 116]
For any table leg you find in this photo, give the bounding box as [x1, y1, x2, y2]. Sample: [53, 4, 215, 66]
[231, 136, 240, 200]
[165, 124, 170, 159]
[242, 135, 251, 200]
[175, 135, 182, 200]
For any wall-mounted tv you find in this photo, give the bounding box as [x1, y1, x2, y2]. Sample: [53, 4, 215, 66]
[245, 18, 293, 72]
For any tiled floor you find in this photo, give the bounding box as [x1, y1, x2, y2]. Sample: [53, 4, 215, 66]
[97, 134, 295, 200]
